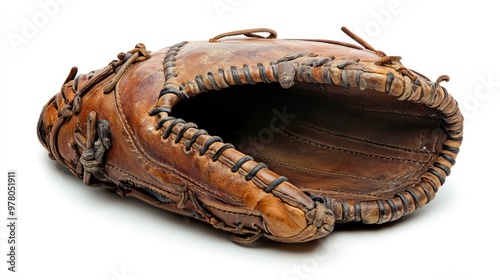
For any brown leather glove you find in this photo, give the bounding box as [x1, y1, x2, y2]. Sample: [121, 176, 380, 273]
[37, 27, 463, 243]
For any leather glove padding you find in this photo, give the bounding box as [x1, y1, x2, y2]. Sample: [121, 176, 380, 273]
[37, 28, 462, 243]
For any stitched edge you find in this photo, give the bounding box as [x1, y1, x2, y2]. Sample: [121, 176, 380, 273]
[149, 42, 463, 226]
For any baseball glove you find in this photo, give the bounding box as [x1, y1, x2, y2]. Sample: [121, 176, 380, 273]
[37, 27, 463, 243]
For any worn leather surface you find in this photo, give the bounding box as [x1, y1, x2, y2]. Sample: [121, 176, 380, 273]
[37, 29, 463, 243]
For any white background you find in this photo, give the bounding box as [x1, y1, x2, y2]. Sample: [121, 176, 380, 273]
[1, 1, 499, 279]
